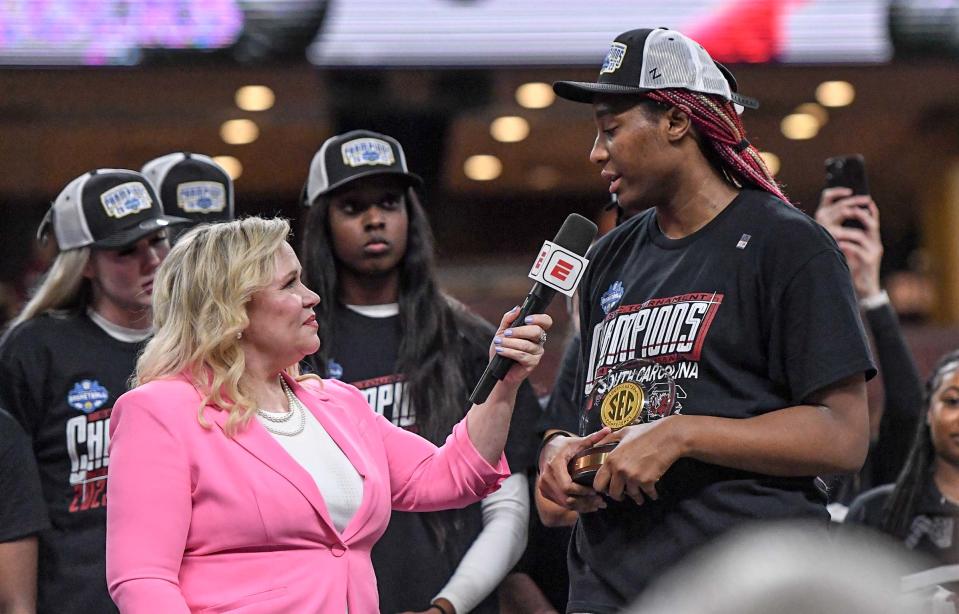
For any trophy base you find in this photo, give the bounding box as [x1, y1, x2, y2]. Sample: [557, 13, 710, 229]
[568, 442, 618, 487]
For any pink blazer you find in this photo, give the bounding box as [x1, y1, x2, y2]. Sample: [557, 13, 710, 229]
[105, 374, 508, 613]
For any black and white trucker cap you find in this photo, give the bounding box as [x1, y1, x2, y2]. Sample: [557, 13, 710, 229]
[304, 130, 423, 205]
[141, 152, 234, 225]
[40, 169, 189, 250]
[553, 27, 759, 110]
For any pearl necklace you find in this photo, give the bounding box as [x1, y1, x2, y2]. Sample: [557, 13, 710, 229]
[256, 376, 306, 436]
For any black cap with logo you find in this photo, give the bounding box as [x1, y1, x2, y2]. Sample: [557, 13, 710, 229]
[39, 169, 190, 250]
[553, 27, 759, 110]
[304, 130, 423, 206]
[141, 152, 235, 226]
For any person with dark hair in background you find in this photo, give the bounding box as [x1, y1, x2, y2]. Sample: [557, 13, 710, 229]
[846, 350, 959, 574]
[0, 170, 186, 614]
[0, 406, 49, 614]
[815, 186, 923, 512]
[141, 152, 235, 242]
[537, 27, 876, 611]
[300, 130, 541, 614]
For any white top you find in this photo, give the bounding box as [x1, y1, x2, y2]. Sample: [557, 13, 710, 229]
[858, 289, 890, 311]
[87, 307, 153, 342]
[344, 303, 399, 318]
[258, 403, 364, 534]
[434, 472, 530, 613]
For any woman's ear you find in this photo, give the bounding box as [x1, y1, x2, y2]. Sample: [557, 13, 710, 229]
[82, 254, 96, 280]
[664, 106, 692, 142]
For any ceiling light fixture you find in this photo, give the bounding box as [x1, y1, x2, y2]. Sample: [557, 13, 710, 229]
[235, 85, 275, 112]
[464, 155, 502, 181]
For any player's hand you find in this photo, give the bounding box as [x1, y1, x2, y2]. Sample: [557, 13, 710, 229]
[537, 428, 611, 514]
[592, 417, 685, 506]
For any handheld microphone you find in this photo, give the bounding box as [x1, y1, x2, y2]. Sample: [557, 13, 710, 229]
[468, 213, 598, 405]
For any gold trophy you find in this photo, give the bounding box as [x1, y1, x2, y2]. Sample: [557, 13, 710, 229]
[569, 358, 676, 486]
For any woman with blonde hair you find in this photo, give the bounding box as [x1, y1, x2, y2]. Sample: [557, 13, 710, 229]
[0, 169, 185, 614]
[105, 216, 552, 613]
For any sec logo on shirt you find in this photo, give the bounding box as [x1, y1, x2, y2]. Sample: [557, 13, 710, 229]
[600, 381, 643, 429]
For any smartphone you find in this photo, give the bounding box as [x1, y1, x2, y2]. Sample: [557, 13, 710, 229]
[825, 154, 870, 229]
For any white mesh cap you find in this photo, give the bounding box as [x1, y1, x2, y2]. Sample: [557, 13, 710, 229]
[39, 169, 189, 251]
[553, 27, 758, 110]
[304, 130, 422, 205]
[50, 173, 97, 250]
[140, 152, 234, 223]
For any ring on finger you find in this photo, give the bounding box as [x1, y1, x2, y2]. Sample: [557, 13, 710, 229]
[539, 331, 548, 344]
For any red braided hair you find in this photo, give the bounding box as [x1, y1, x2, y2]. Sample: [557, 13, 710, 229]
[644, 89, 790, 205]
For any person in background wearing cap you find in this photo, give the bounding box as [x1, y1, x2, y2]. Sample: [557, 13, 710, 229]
[300, 130, 541, 614]
[536, 28, 876, 611]
[141, 152, 235, 242]
[0, 169, 186, 614]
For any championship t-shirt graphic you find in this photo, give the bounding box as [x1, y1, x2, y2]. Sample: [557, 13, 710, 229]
[349, 373, 415, 429]
[314, 305, 418, 430]
[65, 379, 112, 512]
[584, 292, 723, 413]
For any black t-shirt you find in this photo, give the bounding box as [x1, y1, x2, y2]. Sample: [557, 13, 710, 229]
[538, 333, 583, 438]
[846, 478, 959, 587]
[0, 312, 144, 614]
[319, 306, 416, 428]
[850, 481, 959, 564]
[309, 303, 540, 613]
[569, 190, 876, 612]
[826, 303, 923, 505]
[0, 406, 49, 542]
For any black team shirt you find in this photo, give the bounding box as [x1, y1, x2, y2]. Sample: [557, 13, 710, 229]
[309, 303, 539, 614]
[0, 312, 143, 614]
[0, 407, 50, 542]
[569, 190, 876, 613]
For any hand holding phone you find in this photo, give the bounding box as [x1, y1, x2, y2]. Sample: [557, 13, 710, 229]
[816, 158, 883, 299]
[825, 154, 871, 229]
[825, 154, 869, 196]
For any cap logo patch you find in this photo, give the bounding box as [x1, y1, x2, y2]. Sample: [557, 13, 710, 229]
[600, 42, 627, 75]
[100, 182, 153, 218]
[177, 181, 226, 213]
[341, 138, 396, 168]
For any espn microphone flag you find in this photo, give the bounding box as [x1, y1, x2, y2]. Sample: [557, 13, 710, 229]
[528, 240, 589, 296]
[468, 213, 598, 405]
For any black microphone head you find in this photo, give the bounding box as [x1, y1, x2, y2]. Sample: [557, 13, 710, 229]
[553, 213, 598, 256]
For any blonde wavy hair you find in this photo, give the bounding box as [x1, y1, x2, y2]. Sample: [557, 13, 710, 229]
[10, 248, 91, 328]
[135, 217, 309, 435]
